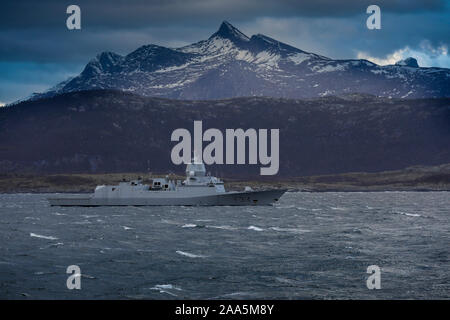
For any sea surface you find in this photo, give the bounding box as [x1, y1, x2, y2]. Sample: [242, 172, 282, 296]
[0, 192, 448, 299]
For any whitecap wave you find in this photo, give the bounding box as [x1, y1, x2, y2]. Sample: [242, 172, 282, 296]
[216, 292, 250, 298]
[152, 284, 182, 291]
[150, 284, 182, 296]
[248, 226, 264, 231]
[40, 242, 64, 250]
[30, 233, 58, 240]
[275, 277, 297, 285]
[49, 242, 64, 247]
[51, 212, 67, 216]
[395, 211, 421, 217]
[176, 250, 207, 258]
[208, 225, 237, 230]
[182, 223, 197, 228]
[270, 227, 310, 234]
[82, 214, 99, 218]
[275, 205, 295, 209]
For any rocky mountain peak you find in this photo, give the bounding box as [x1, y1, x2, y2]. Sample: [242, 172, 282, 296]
[210, 21, 250, 43]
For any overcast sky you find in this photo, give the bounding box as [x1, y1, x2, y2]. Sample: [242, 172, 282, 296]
[1, 0, 449, 104]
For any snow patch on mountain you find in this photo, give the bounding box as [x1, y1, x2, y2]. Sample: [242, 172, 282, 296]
[288, 52, 311, 65]
[312, 63, 348, 73]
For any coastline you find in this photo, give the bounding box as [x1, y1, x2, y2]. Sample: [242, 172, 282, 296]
[1, 164, 449, 193]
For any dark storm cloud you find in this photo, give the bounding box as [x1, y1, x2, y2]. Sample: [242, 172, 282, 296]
[0, 0, 448, 60]
[0, 25, 212, 63]
[0, 0, 446, 29]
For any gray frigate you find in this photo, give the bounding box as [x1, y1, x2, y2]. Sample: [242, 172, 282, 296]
[47, 160, 286, 206]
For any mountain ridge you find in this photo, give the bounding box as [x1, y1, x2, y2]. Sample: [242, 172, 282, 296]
[2, 89, 449, 177]
[24, 21, 449, 102]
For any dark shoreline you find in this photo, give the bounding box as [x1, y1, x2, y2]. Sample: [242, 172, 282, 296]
[1, 163, 449, 193]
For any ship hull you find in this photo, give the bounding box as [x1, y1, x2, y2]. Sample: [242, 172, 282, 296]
[47, 189, 286, 207]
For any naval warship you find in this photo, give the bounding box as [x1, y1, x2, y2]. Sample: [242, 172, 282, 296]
[47, 160, 286, 206]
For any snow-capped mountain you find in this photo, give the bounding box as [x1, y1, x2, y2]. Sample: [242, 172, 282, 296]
[35, 21, 450, 100]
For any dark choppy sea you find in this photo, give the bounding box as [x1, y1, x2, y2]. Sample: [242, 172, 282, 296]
[0, 192, 448, 299]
